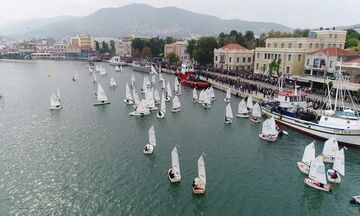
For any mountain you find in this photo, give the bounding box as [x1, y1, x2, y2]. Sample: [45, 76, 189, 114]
[1, 4, 292, 39]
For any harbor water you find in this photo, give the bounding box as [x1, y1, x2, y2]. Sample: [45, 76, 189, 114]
[0, 60, 360, 215]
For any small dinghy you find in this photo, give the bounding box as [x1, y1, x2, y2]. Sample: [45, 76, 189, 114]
[350, 196, 360, 204]
[93, 73, 97, 84]
[168, 146, 181, 183]
[192, 154, 206, 194]
[141, 76, 150, 94]
[145, 89, 158, 111]
[297, 141, 315, 174]
[131, 73, 136, 88]
[124, 82, 134, 105]
[132, 91, 140, 109]
[100, 68, 107, 77]
[154, 89, 160, 105]
[165, 81, 172, 102]
[161, 80, 166, 91]
[259, 117, 278, 141]
[72, 72, 78, 81]
[144, 126, 156, 154]
[192, 88, 198, 102]
[129, 99, 150, 116]
[172, 95, 181, 112]
[249, 103, 261, 122]
[198, 90, 205, 104]
[94, 83, 111, 106]
[209, 86, 216, 101]
[224, 88, 231, 103]
[115, 65, 120, 72]
[49, 93, 62, 110]
[237, 99, 249, 118]
[321, 137, 339, 163]
[202, 89, 211, 109]
[304, 156, 333, 192]
[157, 92, 166, 119]
[327, 148, 345, 183]
[174, 77, 181, 95]
[224, 103, 233, 124]
[109, 77, 117, 88]
[246, 96, 253, 111]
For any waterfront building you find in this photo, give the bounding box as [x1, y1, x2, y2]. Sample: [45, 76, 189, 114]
[70, 35, 92, 53]
[213, 43, 254, 71]
[337, 58, 360, 83]
[117, 39, 132, 57]
[53, 42, 68, 59]
[164, 41, 190, 61]
[92, 37, 120, 52]
[254, 29, 346, 76]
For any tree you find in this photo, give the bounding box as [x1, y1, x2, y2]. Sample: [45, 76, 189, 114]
[165, 36, 175, 44]
[167, 52, 180, 63]
[109, 40, 116, 55]
[346, 38, 359, 48]
[140, 47, 152, 58]
[275, 58, 282, 77]
[244, 31, 255, 42]
[132, 38, 145, 53]
[95, 41, 100, 51]
[293, 29, 310, 37]
[193, 36, 219, 66]
[229, 30, 238, 37]
[187, 39, 197, 59]
[149, 37, 164, 57]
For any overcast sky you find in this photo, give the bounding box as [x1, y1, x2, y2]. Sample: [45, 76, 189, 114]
[0, 0, 359, 28]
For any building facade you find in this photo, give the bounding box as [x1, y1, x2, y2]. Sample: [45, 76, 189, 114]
[213, 43, 254, 71]
[164, 41, 190, 61]
[339, 58, 360, 83]
[254, 29, 347, 76]
[70, 35, 92, 53]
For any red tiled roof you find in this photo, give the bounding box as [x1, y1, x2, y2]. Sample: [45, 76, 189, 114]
[307, 48, 360, 57]
[220, 43, 248, 50]
[348, 58, 360, 63]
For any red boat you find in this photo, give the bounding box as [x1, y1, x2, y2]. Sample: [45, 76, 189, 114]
[176, 64, 210, 89]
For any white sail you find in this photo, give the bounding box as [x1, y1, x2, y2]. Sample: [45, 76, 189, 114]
[93, 73, 97, 82]
[247, 96, 253, 109]
[322, 137, 339, 157]
[143, 76, 148, 90]
[209, 87, 215, 99]
[73, 71, 78, 80]
[125, 83, 133, 100]
[167, 81, 172, 98]
[154, 89, 160, 102]
[159, 65, 161, 74]
[198, 155, 206, 185]
[174, 82, 179, 93]
[151, 65, 158, 74]
[171, 146, 180, 174]
[173, 95, 181, 109]
[198, 90, 205, 102]
[120, 65, 123, 71]
[97, 83, 108, 102]
[161, 92, 166, 113]
[100, 68, 107, 76]
[302, 141, 316, 166]
[238, 99, 248, 114]
[159, 73, 164, 82]
[333, 148, 345, 176]
[226, 88, 231, 99]
[148, 126, 156, 147]
[145, 89, 155, 108]
[133, 92, 140, 107]
[204, 90, 211, 105]
[162, 80, 166, 90]
[252, 103, 261, 117]
[193, 88, 198, 100]
[110, 77, 116, 87]
[152, 75, 156, 84]
[175, 77, 179, 87]
[261, 117, 277, 135]
[131, 73, 135, 86]
[226, 103, 233, 119]
[309, 156, 327, 185]
[50, 94, 61, 107]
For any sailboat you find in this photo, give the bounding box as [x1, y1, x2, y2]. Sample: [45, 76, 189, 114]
[259, 117, 278, 141]
[168, 146, 181, 183]
[94, 83, 110, 106]
[49, 94, 62, 110]
[250, 103, 261, 122]
[202, 89, 211, 109]
[131, 73, 136, 88]
[151, 75, 156, 86]
[174, 77, 181, 95]
[93, 73, 97, 84]
[198, 90, 205, 104]
[157, 92, 166, 119]
[144, 126, 156, 154]
[100, 68, 107, 77]
[224, 88, 231, 103]
[246, 96, 253, 111]
[237, 99, 249, 117]
[159, 73, 164, 83]
[172, 95, 181, 112]
[154, 89, 161, 105]
[209, 86, 216, 101]
[297, 141, 316, 174]
[56, 87, 61, 102]
[350, 196, 360, 205]
[165, 81, 172, 102]
[133, 90, 140, 109]
[224, 103, 233, 124]
[327, 148, 345, 183]
[115, 65, 120, 72]
[141, 76, 149, 93]
[304, 156, 333, 192]
[161, 79, 166, 91]
[120, 65, 123, 71]
[192, 88, 198, 102]
[150, 65, 158, 75]
[145, 89, 158, 111]
[129, 99, 150, 116]
[124, 82, 134, 105]
[192, 154, 206, 194]
[72, 72, 78, 81]
[109, 77, 117, 88]
[321, 137, 339, 163]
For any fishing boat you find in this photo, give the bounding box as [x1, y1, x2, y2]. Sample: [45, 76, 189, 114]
[224, 103, 233, 124]
[172, 95, 181, 112]
[131, 73, 136, 88]
[198, 90, 205, 104]
[192, 88, 198, 102]
[250, 103, 262, 123]
[192, 154, 206, 194]
[321, 137, 339, 163]
[109, 77, 117, 88]
[209, 86, 216, 101]
[237, 99, 249, 118]
[144, 126, 156, 154]
[304, 156, 333, 192]
[157, 92, 166, 119]
[165, 81, 172, 102]
[124, 82, 134, 105]
[154, 89, 160, 105]
[297, 141, 315, 174]
[176, 63, 210, 89]
[259, 117, 278, 141]
[202, 89, 211, 109]
[129, 99, 150, 116]
[168, 146, 181, 183]
[94, 83, 111, 106]
[224, 88, 231, 103]
[49, 93, 62, 110]
[327, 148, 345, 183]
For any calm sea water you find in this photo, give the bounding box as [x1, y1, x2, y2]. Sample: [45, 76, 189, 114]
[0, 60, 360, 215]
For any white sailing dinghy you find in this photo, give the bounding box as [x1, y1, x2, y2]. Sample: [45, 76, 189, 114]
[145, 89, 158, 111]
[209, 86, 216, 101]
[246, 96, 253, 111]
[115, 65, 120, 72]
[72, 71, 78, 81]
[120, 65, 123, 71]
[151, 75, 156, 86]
[250, 103, 261, 122]
[132, 91, 140, 109]
[174, 78, 181, 95]
[141, 76, 149, 93]
[129, 99, 150, 116]
[224, 88, 231, 103]
[56, 87, 61, 102]
[150, 65, 158, 75]
[93, 73, 97, 84]
[49, 94, 62, 110]
[168, 146, 181, 183]
[172, 95, 181, 112]
[350, 196, 360, 205]
[192, 88, 198, 102]
[192, 154, 206, 194]
[131, 73, 136, 88]
[259, 117, 278, 141]
[224, 103, 233, 124]
[198, 90, 205, 104]
[165, 81, 172, 102]
[237, 99, 249, 117]
[154, 89, 161, 105]
[327, 148, 345, 183]
[144, 126, 156, 154]
[124, 82, 134, 105]
[100, 68, 107, 77]
[94, 83, 110, 106]
[304, 156, 333, 192]
[202, 89, 211, 109]
[157, 92, 166, 119]
[109, 77, 117, 88]
[321, 137, 339, 163]
[161, 79, 166, 91]
[297, 141, 315, 174]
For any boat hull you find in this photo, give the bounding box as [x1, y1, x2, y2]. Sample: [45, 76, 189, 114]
[297, 162, 310, 174]
[143, 144, 154, 154]
[236, 113, 249, 118]
[124, 99, 134, 105]
[157, 111, 165, 119]
[172, 108, 181, 113]
[327, 169, 342, 183]
[259, 133, 277, 141]
[49, 105, 63, 110]
[304, 178, 332, 192]
[168, 168, 181, 183]
[94, 102, 111, 106]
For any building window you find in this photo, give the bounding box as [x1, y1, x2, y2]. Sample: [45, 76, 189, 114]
[264, 53, 267, 59]
[281, 43, 284, 48]
[237, 57, 239, 63]
[327, 44, 331, 48]
[229, 57, 232, 63]
[339, 44, 343, 49]
[257, 53, 260, 59]
[306, 58, 310, 66]
[220, 55, 225, 63]
[286, 66, 290, 74]
[288, 54, 291, 61]
[274, 43, 277, 48]
[215, 56, 218, 61]
[242, 57, 246, 63]
[288, 43, 292, 48]
[263, 64, 267, 72]
[298, 54, 301, 61]
[309, 43, 313, 49]
[299, 43, 303, 48]
[267, 43, 271, 48]
[248, 57, 251, 62]
[329, 34, 332, 38]
[278, 54, 281, 59]
[274, 54, 277, 60]
[333, 44, 336, 47]
[256, 63, 259, 70]
[271, 53, 274, 59]
[315, 43, 319, 49]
